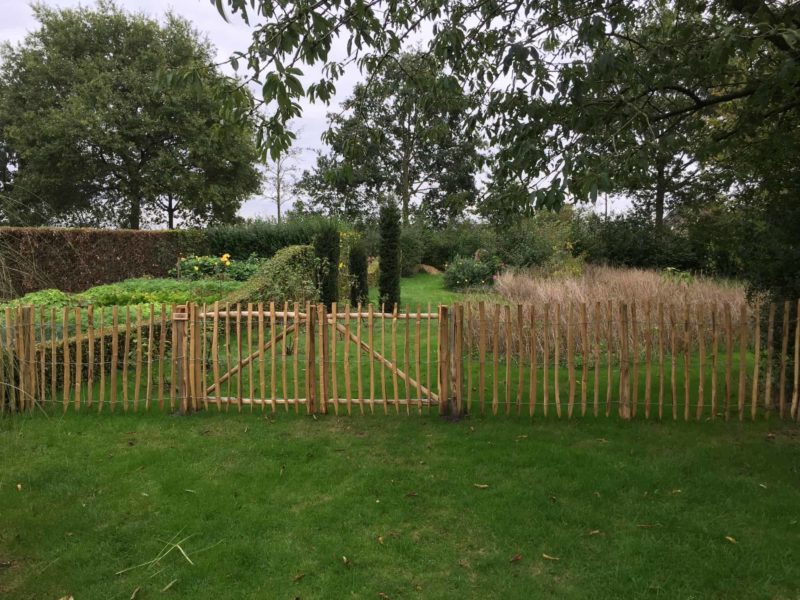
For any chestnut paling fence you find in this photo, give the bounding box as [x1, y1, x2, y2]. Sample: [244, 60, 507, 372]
[1, 300, 799, 421]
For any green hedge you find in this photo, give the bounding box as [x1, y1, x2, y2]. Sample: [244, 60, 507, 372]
[205, 218, 333, 259]
[0, 227, 206, 298]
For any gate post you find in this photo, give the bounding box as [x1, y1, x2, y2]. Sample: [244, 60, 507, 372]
[173, 304, 190, 414]
[438, 305, 464, 417]
[305, 302, 317, 414]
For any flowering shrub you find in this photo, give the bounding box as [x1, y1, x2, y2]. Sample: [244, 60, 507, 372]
[442, 255, 502, 290]
[169, 254, 263, 281]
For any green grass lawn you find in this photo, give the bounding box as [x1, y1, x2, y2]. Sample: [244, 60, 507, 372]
[369, 272, 461, 308]
[1, 413, 799, 599]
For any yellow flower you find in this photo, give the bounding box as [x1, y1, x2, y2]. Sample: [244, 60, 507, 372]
[193, 266, 199, 271]
[338, 261, 345, 270]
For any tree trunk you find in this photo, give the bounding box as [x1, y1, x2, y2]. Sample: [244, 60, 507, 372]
[400, 153, 411, 226]
[167, 195, 174, 230]
[276, 161, 282, 223]
[129, 196, 141, 230]
[654, 161, 666, 231]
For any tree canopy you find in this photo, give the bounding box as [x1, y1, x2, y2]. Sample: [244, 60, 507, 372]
[295, 52, 481, 226]
[0, 2, 262, 229]
[212, 0, 799, 296]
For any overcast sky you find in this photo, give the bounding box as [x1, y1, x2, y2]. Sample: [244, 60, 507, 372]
[0, 0, 360, 220]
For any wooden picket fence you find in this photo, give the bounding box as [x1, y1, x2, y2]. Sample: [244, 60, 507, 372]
[1, 299, 799, 421]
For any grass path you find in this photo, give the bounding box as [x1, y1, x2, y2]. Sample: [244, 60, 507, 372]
[2, 413, 799, 599]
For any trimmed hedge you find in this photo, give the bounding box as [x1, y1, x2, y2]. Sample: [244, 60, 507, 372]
[205, 218, 333, 259]
[0, 227, 206, 298]
[378, 203, 401, 309]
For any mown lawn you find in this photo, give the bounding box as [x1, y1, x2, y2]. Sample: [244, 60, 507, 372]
[2, 412, 799, 599]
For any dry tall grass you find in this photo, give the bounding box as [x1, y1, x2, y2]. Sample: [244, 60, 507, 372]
[462, 266, 753, 356]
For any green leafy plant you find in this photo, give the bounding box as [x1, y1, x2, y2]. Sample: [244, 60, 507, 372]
[313, 222, 340, 309]
[348, 239, 369, 306]
[378, 202, 401, 309]
[442, 256, 499, 290]
[225, 245, 321, 306]
[170, 253, 263, 281]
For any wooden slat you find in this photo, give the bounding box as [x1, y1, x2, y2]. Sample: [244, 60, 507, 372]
[74, 307, 83, 411]
[764, 302, 776, 415]
[439, 306, 449, 414]
[792, 299, 800, 420]
[62, 306, 70, 411]
[451, 302, 464, 415]
[696, 304, 706, 421]
[330, 302, 339, 415]
[516, 304, 524, 416]
[683, 304, 691, 421]
[282, 301, 289, 411]
[305, 302, 314, 414]
[157, 305, 166, 411]
[415, 305, 423, 415]
[186, 305, 195, 413]
[404, 304, 412, 415]
[318, 304, 329, 414]
[594, 301, 601, 417]
[737, 304, 748, 420]
[212, 302, 221, 410]
[504, 304, 512, 416]
[606, 301, 613, 417]
[669, 305, 677, 420]
[257, 303, 266, 411]
[344, 306, 352, 414]
[145, 306, 155, 410]
[724, 303, 733, 420]
[50, 307, 58, 409]
[270, 302, 277, 411]
[357, 303, 364, 414]
[40, 306, 47, 406]
[710, 304, 719, 419]
[123, 306, 133, 412]
[293, 302, 300, 412]
[236, 304, 243, 412]
[554, 303, 561, 418]
[465, 303, 473, 414]
[619, 302, 629, 419]
[478, 301, 487, 415]
[658, 303, 665, 420]
[98, 307, 105, 412]
[631, 302, 639, 418]
[492, 304, 500, 416]
[380, 304, 387, 413]
[426, 302, 432, 411]
[751, 302, 761, 421]
[543, 303, 550, 417]
[223, 303, 231, 411]
[644, 301, 653, 419]
[247, 303, 255, 410]
[170, 304, 177, 412]
[133, 306, 143, 412]
[5, 308, 16, 411]
[580, 303, 588, 417]
[202, 305, 209, 411]
[369, 305, 376, 412]
[779, 300, 790, 419]
[391, 304, 400, 413]
[529, 305, 537, 417]
[567, 303, 575, 418]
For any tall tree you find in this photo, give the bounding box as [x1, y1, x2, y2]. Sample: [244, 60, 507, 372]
[0, 2, 261, 228]
[263, 127, 302, 223]
[295, 52, 481, 226]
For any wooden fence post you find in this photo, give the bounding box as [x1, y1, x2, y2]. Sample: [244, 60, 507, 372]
[437, 304, 464, 417]
[438, 305, 450, 416]
[305, 303, 317, 414]
[173, 304, 190, 414]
